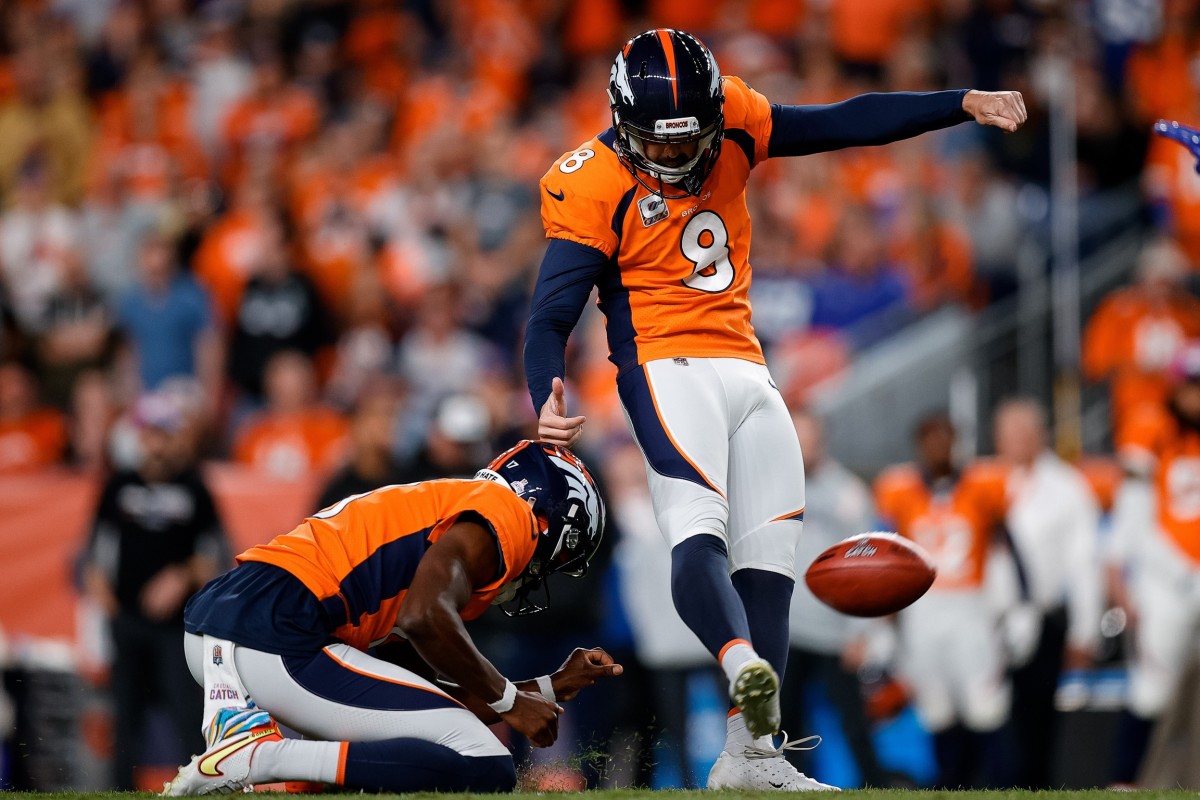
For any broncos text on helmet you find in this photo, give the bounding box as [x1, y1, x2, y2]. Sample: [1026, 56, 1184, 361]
[476, 440, 605, 614]
[608, 29, 724, 198]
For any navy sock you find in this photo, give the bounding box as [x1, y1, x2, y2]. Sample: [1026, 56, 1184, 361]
[343, 739, 516, 793]
[671, 534, 752, 659]
[1111, 709, 1155, 784]
[731, 568, 794, 678]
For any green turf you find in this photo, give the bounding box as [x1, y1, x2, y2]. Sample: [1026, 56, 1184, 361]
[8, 791, 1200, 800]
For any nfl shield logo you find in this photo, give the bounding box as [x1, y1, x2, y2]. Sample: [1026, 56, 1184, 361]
[212, 645, 223, 666]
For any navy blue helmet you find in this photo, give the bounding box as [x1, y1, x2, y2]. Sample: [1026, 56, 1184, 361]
[608, 29, 725, 198]
[476, 440, 605, 615]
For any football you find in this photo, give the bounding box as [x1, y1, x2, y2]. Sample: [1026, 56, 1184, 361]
[804, 532, 937, 617]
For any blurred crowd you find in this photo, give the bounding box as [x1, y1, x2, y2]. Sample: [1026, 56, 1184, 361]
[0, 0, 1199, 792]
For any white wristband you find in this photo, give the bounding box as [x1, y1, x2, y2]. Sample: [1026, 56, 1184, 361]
[535, 675, 556, 702]
[487, 679, 518, 714]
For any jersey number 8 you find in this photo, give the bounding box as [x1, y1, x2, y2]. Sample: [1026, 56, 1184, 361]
[680, 211, 734, 293]
[559, 149, 595, 174]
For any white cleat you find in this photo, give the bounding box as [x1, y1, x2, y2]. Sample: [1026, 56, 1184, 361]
[730, 657, 781, 738]
[162, 708, 282, 796]
[707, 736, 839, 791]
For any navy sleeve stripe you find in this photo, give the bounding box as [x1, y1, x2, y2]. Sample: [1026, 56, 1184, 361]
[724, 128, 756, 166]
[766, 90, 971, 158]
[611, 186, 637, 237]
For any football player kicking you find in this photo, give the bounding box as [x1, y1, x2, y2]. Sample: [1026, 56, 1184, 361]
[525, 29, 1026, 791]
[162, 441, 617, 795]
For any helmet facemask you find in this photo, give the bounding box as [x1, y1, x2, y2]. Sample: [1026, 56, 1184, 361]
[615, 117, 723, 199]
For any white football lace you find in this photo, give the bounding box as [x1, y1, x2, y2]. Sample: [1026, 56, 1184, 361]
[744, 732, 822, 760]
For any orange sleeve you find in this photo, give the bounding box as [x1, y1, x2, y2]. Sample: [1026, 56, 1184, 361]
[1177, 295, 1200, 337]
[31, 410, 67, 466]
[1082, 295, 1121, 381]
[434, 481, 540, 594]
[232, 421, 260, 465]
[539, 143, 624, 256]
[722, 76, 774, 166]
[1116, 403, 1170, 469]
[873, 467, 911, 527]
[964, 461, 1011, 525]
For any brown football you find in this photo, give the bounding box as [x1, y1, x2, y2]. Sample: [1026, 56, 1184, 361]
[804, 533, 937, 617]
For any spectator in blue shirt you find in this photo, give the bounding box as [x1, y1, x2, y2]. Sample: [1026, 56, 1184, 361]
[117, 232, 220, 400]
[809, 207, 911, 342]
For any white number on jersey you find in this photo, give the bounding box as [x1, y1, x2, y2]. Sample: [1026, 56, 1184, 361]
[910, 514, 974, 586]
[313, 484, 410, 519]
[1167, 456, 1200, 521]
[680, 211, 735, 293]
[559, 149, 595, 174]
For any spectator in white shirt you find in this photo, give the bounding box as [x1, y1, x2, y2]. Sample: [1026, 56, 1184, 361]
[992, 398, 1103, 788]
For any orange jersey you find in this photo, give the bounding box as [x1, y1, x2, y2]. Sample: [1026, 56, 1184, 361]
[238, 479, 539, 651]
[540, 76, 773, 371]
[0, 409, 67, 473]
[233, 409, 349, 479]
[874, 461, 1009, 591]
[1118, 404, 1200, 562]
[1082, 287, 1200, 424]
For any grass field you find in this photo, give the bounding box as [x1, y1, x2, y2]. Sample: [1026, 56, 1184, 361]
[10, 791, 1200, 800]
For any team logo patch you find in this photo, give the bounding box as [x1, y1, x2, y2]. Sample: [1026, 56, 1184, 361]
[673, 357, 689, 366]
[212, 645, 223, 666]
[511, 478, 530, 495]
[638, 193, 669, 227]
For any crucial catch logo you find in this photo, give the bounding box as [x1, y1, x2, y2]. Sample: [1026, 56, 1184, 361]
[844, 542, 877, 558]
[209, 683, 240, 701]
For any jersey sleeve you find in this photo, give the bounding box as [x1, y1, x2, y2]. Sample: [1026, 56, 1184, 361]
[1081, 294, 1122, 381]
[766, 89, 970, 158]
[873, 467, 912, 528]
[959, 460, 1010, 531]
[438, 481, 540, 595]
[1117, 403, 1171, 475]
[524, 238, 609, 411]
[540, 145, 622, 257]
[721, 76, 774, 166]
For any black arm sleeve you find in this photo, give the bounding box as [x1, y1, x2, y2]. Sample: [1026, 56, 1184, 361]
[766, 89, 972, 158]
[523, 238, 609, 412]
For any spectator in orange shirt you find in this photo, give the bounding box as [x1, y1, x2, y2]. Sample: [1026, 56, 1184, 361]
[233, 350, 348, 480]
[220, 49, 319, 187]
[1082, 238, 1200, 428]
[828, 0, 933, 76]
[0, 358, 67, 473]
[889, 194, 977, 311]
[192, 178, 274, 323]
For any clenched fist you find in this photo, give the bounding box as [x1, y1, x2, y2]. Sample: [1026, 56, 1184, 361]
[962, 90, 1027, 133]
